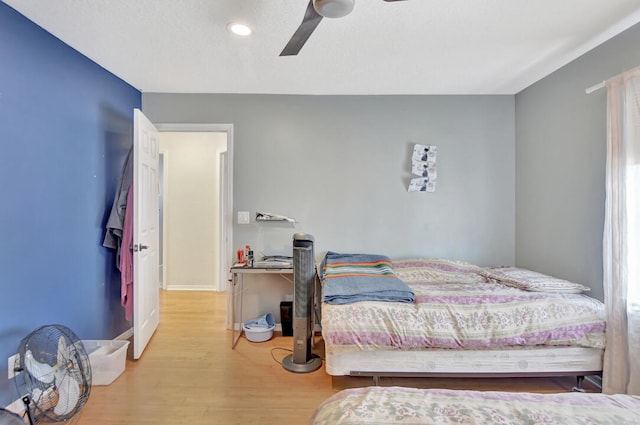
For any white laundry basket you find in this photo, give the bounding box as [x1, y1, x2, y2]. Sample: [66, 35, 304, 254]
[82, 340, 129, 385]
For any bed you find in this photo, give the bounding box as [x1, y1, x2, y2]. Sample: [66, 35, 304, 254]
[319, 256, 606, 382]
[310, 386, 640, 425]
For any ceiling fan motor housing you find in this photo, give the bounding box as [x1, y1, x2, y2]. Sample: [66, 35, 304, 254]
[313, 0, 355, 18]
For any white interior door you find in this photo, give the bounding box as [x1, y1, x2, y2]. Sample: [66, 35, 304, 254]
[133, 108, 160, 359]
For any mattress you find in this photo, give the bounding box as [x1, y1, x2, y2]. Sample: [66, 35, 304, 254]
[310, 386, 640, 425]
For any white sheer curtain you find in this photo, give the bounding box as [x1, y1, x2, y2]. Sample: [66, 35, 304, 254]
[603, 65, 640, 395]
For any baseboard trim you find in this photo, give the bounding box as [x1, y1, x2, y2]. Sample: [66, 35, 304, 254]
[231, 323, 321, 332]
[231, 323, 282, 331]
[116, 327, 134, 341]
[165, 285, 219, 291]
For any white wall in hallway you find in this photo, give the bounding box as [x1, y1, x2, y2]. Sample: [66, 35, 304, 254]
[160, 132, 227, 290]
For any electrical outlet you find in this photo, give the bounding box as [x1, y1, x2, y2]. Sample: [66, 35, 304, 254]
[7, 353, 19, 379]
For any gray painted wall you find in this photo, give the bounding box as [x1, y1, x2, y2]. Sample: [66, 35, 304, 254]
[515, 22, 640, 302]
[143, 94, 515, 266]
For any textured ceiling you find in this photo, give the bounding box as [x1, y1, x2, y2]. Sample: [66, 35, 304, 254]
[4, 0, 640, 94]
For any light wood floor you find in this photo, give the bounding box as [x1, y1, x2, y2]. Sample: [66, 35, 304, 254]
[76, 291, 594, 424]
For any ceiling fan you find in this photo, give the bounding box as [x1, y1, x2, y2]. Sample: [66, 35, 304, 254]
[280, 0, 407, 56]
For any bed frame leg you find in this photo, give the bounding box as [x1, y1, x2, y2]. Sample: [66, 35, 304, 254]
[372, 375, 380, 386]
[572, 376, 586, 392]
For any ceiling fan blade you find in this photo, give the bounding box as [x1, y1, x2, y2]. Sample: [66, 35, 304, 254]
[280, 0, 324, 56]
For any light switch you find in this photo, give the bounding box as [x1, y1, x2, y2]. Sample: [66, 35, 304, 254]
[238, 211, 250, 224]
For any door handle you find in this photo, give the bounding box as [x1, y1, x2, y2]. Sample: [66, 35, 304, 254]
[134, 244, 149, 252]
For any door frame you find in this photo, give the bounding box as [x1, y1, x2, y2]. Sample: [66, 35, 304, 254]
[155, 123, 234, 292]
[158, 150, 168, 290]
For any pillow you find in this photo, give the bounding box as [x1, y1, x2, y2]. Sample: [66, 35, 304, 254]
[478, 266, 591, 294]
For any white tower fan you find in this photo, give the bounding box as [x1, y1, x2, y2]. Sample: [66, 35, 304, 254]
[282, 233, 322, 373]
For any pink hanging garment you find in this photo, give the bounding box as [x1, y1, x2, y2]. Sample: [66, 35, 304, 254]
[120, 187, 134, 321]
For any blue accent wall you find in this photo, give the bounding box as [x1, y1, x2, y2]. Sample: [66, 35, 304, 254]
[0, 3, 141, 404]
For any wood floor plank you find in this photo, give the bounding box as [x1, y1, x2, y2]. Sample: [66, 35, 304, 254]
[75, 291, 594, 424]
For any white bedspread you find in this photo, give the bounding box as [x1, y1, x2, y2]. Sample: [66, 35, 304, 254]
[310, 387, 640, 425]
[322, 259, 605, 353]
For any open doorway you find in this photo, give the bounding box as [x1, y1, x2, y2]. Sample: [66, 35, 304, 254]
[156, 124, 233, 292]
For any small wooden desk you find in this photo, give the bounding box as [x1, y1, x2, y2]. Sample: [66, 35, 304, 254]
[229, 265, 293, 348]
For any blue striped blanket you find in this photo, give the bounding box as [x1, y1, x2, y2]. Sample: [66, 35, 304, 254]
[320, 252, 415, 305]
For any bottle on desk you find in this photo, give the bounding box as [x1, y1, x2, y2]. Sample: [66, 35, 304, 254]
[237, 249, 245, 265]
[248, 249, 254, 267]
[244, 244, 254, 267]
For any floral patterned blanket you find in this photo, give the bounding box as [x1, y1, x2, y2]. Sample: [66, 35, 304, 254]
[310, 387, 640, 425]
[321, 259, 605, 352]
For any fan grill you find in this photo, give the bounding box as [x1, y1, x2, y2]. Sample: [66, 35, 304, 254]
[14, 324, 91, 423]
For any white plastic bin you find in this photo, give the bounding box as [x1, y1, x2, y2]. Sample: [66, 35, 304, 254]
[82, 340, 129, 385]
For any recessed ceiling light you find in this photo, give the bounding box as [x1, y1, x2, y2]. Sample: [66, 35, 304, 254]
[228, 23, 252, 37]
